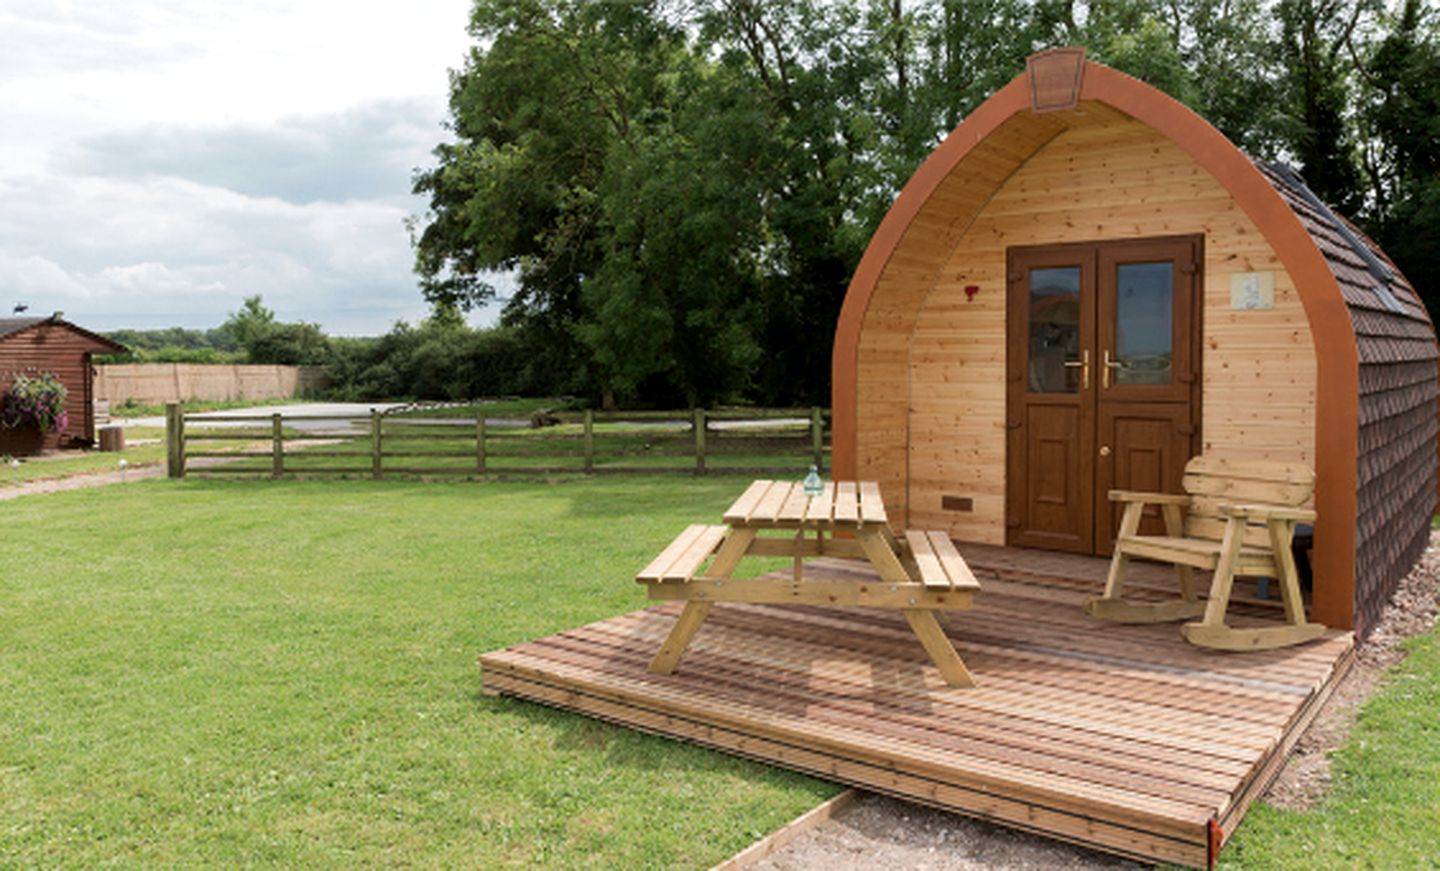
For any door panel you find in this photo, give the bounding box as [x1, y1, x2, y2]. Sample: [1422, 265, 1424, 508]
[1018, 403, 1092, 552]
[1006, 247, 1095, 554]
[1007, 236, 1201, 556]
[1097, 402, 1194, 551]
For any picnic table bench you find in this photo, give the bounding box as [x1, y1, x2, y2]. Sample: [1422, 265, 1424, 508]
[637, 480, 980, 687]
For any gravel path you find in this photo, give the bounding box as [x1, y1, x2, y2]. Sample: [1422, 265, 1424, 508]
[749, 533, 1440, 870]
[0, 463, 166, 500]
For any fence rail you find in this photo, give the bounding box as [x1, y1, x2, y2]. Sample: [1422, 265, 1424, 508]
[165, 404, 828, 480]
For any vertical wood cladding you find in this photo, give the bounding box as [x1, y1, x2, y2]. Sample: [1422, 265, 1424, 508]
[0, 321, 119, 454]
[899, 117, 1316, 543]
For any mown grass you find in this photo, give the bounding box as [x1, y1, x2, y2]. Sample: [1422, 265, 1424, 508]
[0, 478, 836, 868]
[1216, 626, 1440, 868]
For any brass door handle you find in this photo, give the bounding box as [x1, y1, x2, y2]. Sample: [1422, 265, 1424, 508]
[1102, 349, 1126, 388]
[1063, 350, 1090, 389]
[1099, 445, 1111, 457]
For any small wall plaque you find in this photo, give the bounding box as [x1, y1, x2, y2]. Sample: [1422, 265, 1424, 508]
[1230, 271, 1275, 310]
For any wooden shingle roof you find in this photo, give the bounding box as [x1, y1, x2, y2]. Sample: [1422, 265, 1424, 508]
[1260, 162, 1439, 634]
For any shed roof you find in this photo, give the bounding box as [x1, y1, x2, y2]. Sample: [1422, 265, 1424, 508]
[0, 317, 44, 340]
[0, 316, 127, 353]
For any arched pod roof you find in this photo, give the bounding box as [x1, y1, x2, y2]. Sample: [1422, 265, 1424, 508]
[831, 57, 1437, 630]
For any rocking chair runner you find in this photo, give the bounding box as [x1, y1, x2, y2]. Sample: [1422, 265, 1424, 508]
[1085, 456, 1326, 650]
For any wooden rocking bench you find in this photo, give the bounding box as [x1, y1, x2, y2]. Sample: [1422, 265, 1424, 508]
[1084, 456, 1326, 651]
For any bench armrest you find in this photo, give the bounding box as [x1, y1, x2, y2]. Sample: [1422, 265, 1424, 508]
[1108, 489, 1189, 506]
[1218, 503, 1317, 523]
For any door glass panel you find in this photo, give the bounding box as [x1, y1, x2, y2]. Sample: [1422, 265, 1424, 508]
[1114, 261, 1172, 385]
[1028, 267, 1082, 393]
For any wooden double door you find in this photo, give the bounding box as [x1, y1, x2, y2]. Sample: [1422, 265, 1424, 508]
[1005, 236, 1202, 555]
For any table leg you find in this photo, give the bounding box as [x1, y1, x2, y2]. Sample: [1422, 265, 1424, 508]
[649, 601, 714, 674]
[902, 608, 975, 688]
[793, 529, 804, 582]
[709, 527, 756, 578]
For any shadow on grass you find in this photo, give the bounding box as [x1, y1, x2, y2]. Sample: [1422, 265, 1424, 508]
[477, 691, 830, 785]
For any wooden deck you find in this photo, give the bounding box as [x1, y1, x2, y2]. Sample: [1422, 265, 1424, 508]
[480, 548, 1353, 868]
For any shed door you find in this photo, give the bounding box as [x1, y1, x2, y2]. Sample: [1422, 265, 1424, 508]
[1005, 236, 1201, 555]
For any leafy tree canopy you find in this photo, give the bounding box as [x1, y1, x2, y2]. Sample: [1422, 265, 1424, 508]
[414, 0, 1440, 406]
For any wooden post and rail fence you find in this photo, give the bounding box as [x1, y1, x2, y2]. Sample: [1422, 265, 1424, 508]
[165, 403, 828, 480]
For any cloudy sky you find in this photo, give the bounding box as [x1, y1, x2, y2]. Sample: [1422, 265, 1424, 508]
[0, 0, 499, 336]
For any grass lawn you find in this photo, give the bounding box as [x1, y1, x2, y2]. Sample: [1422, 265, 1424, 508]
[0, 477, 836, 868]
[1217, 627, 1440, 868]
[8, 477, 1435, 868]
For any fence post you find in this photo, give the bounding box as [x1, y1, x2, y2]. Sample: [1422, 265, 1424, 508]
[583, 410, 594, 474]
[271, 413, 283, 478]
[476, 413, 486, 476]
[811, 406, 824, 471]
[694, 408, 707, 476]
[371, 410, 383, 480]
[165, 401, 182, 478]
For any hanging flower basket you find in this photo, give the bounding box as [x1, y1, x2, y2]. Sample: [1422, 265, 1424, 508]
[1, 372, 69, 436]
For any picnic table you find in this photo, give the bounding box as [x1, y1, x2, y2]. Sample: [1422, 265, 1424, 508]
[636, 479, 980, 687]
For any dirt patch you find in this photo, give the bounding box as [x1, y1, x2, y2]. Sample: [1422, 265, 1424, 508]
[750, 792, 1144, 871]
[0, 463, 166, 500]
[748, 534, 1440, 869]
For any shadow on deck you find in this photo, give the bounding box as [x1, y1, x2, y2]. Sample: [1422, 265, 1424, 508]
[480, 545, 1352, 868]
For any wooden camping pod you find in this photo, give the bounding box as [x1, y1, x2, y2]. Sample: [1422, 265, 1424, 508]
[830, 51, 1438, 635]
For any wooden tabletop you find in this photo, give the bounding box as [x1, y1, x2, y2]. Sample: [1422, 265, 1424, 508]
[722, 479, 889, 529]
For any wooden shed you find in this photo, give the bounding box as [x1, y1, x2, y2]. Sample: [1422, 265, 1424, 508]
[831, 49, 1438, 635]
[0, 315, 126, 455]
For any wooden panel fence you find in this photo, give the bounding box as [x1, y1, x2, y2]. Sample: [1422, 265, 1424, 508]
[165, 404, 828, 480]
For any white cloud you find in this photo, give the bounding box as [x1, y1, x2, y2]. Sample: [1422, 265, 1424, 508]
[0, 0, 475, 335]
[0, 169, 429, 331]
[59, 98, 445, 205]
[0, 252, 91, 302]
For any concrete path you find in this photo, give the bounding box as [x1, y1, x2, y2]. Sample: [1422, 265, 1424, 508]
[114, 401, 411, 430]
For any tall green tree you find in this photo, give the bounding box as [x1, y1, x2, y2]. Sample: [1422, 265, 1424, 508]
[1277, 0, 1369, 214]
[696, 0, 884, 404]
[1358, 0, 1440, 310]
[413, 0, 689, 403]
[412, 0, 1438, 408]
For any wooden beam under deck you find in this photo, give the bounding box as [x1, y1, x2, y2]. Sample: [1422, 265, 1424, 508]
[481, 554, 1352, 868]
